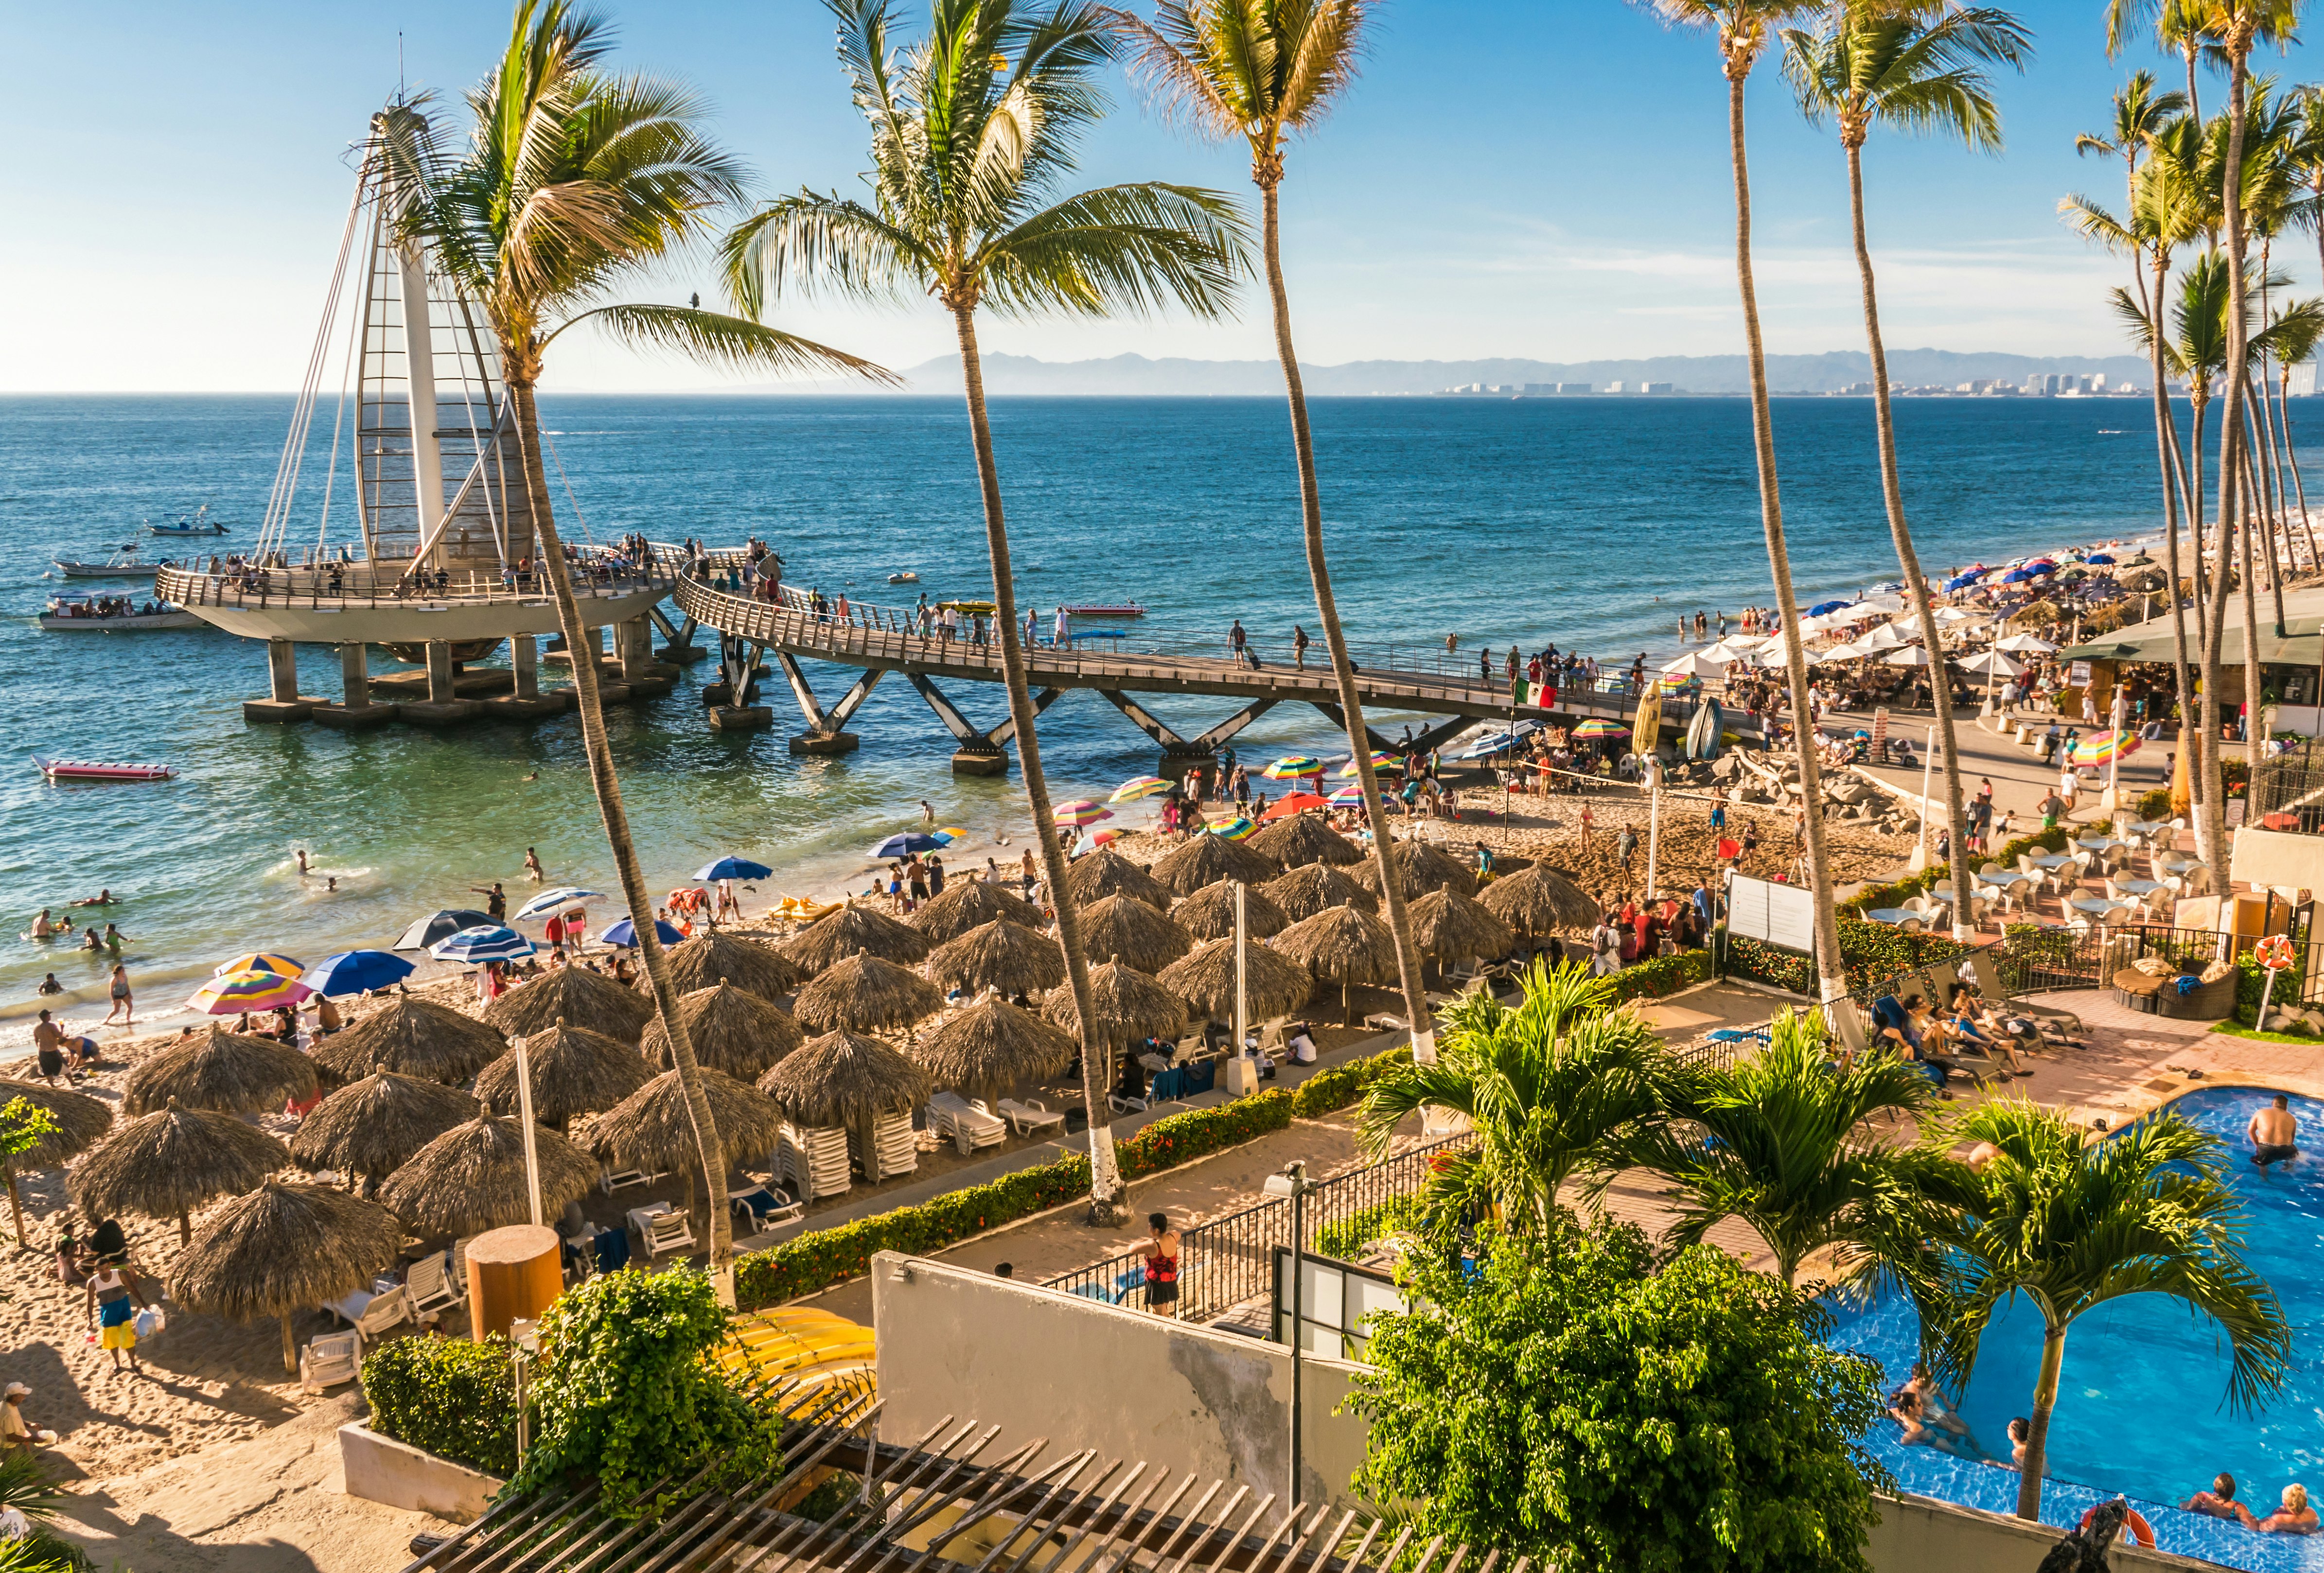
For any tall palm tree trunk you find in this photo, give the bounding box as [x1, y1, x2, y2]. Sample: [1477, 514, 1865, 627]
[1845, 138, 1971, 932]
[951, 305, 1124, 1222]
[507, 374, 731, 1269]
[2239, 435, 2269, 742]
[2208, 40, 2259, 883]
[2278, 369, 2319, 569]
[1728, 67, 1846, 1000]
[2016, 1323, 2070, 1520]
[1258, 177, 1434, 1054]
[2148, 251, 2201, 788]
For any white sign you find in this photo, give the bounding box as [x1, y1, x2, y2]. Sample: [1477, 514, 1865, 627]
[2069, 660, 2092, 687]
[1727, 874, 1818, 955]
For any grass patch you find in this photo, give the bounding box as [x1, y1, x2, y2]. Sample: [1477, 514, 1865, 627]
[2209, 1021, 2322, 1047]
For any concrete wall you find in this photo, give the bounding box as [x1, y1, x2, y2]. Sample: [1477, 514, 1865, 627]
[871, 1254, 1371, 1508]
[1868, 1491, 2217, 1573]
[338, 1422, 504, 1523]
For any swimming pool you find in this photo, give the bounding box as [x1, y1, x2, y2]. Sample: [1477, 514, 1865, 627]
[1825, 1086, 2324, 1572]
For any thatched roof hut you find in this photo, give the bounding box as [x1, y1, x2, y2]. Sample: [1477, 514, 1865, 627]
[779, 903, 930, 975]
[1061, 847, 1174, 912]
[760, 1031, 933, 1128]
[1043, 960, 1187, 1047]
[1248, 813, 1364, 869]
[173, 1181, 406, 1371]
[1262, 862, 1378, 923]
[314, 996, 504, 1088]
[926, 919, 1066, 998]
[0, 1079, 112, 1248]
[483, 963, 653, 1044]
[911, 879, 1042, 944]
[1157, 938, 1315, 1023]
[792, 951, 944, 1034]
[661, 929, 802, 1001]
[290, 1072, 480, 1185]
[597, 1068, 791, 1189]
[1410, 885, 1516, 962]
[124, 1026, 318, 1116]
[639, 985, 804, 1081]
[909, 1000, 1078, 1100]
[1174, 879, 1290, 943]
[1074, 893, 1195, 974]
[475, 1020, 653, 1128]
[1479, 864, 1601, 937]
[70, 1102, 287, 1246]
[1355, 839, 1477, 900]
[378, 1116, 600, 1240]
[1150, 832, 1278, 896]
[1271, 902, 1400, 1024]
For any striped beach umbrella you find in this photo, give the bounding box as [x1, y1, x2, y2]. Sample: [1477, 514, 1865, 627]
[514, 886, 605, 921]
[1109, 775, 1171, 804]
[1075, 827, 1125, 855]
[1204, 815, 1258, 841]
[1570, 719, 1629, 739]
[2071, 731, 2140, 767]
[1054, 800, 1112, 828]
[188, 968, 315, 1015]
[1327, 785, 1365, 806]
[429, 925, 538, 963]
[1337, 752, 1404, 777]
[212, 952, 304, 979]
[1262, 756, 1322, 780]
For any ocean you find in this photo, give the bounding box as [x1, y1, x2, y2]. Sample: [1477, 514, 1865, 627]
[0, 392, 2177, 1028]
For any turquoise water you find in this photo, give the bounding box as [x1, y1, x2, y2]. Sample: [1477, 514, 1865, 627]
[0, 393, 2174, 1025]
[1829, 1086, 2324, 1572]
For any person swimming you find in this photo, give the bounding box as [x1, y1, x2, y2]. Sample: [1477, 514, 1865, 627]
[2185, 1473, 2242, 1520]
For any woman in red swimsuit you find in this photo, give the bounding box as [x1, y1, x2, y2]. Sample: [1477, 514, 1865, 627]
[1143, 1212, 1180, 1318]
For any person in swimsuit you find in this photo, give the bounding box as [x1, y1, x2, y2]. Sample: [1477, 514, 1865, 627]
[2241, 1483, 2321, 1535]
[2251, 1096, 2299, 1171]
[103, 963, 132, 1028]
[2184, 1473, 2242, 1519]
[31, 1012, 76, 1087]
[1143, 1211, 1181, 1319]
[524, 847, 546, 883]
[84, 1262, 144, 1373]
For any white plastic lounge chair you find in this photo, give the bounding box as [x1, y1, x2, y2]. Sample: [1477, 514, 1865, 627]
[599, 1164, 664, 1195]
[300, 1330, 362, 1394]
[927, 1091, 1006, 1155]
[995, 1098, 1065, 1136]
[352, 1284, 411, 1339]
[629, 1203, 697, 1261]
[406, 1252, 464, 1321]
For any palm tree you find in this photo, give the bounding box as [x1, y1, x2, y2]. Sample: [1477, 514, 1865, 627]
[1101, 0, 1437, 1060]
[1938, 1100, 2290, 1522]
[1782, 3, 2026, 930]
[394, 0, 891, 1271]
[722, 0, 1249, 1222]
[1639, 0, 1843, 1003]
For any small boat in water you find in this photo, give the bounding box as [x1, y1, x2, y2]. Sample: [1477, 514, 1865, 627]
[887, 571, 920, 584]
[1061, 602, 1145, 617]
[33, 755, 177, 783]
[53, 543, 175, 579]
[39, 595, 202, 632]
[147, 506, 228, 537]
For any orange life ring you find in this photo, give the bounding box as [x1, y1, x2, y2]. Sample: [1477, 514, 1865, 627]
[2256, 934, 2296, 972]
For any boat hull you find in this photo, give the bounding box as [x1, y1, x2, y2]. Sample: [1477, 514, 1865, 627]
[33, 755, 176, 782]
[53, 563, 164, 580]
[169, 583, 672, 644]
[39, 611, 203, 632]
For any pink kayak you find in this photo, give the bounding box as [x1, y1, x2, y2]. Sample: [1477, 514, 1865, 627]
[33, 755, 176, 783]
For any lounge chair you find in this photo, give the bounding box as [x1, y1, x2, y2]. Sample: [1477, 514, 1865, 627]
[599, 1164, 665, 1195]
[300, 1330, 363, 1394]
[352, 1284, 411, 1339]
[629, 1203, 698, 1261]
[1108, 1092, 1148, 1115]
[406, 1252, 464, 1322]
[996, 1097, 1065, 1136]
[730, 1182, 805, 1237]
[927, 1091, 1006, 1156]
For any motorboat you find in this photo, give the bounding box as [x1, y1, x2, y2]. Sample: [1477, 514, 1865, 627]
[887, 571, 920, 584]
[1061, 602, 1146, 617]
[147, 506, 228, 537]
[38, 594, 202, 632]
[53, 543, 175, 579]
[33, 755, 176, 783]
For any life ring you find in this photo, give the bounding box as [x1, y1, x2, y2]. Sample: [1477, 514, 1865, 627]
[2256, 934, 2296, 972]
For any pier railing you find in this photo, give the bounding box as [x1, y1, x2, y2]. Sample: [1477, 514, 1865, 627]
[157, 547, 675, 615]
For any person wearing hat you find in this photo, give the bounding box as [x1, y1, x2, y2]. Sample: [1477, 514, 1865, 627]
[0, 1384, 53, 1450]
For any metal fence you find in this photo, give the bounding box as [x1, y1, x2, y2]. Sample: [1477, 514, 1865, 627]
[1039, 1131, 1477, 1323]
[2251, 739, 2324, 832]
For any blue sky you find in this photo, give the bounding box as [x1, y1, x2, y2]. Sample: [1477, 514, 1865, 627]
[3, 0, 2311, 390]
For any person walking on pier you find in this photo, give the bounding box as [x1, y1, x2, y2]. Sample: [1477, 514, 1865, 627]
[1229, 620, 1250, 668]
[1292, 626, 1310, 669]
[1054, 606, 1070, 651]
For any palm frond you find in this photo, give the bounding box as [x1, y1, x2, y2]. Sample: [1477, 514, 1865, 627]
[555, 304, 899, 382]
[979, 180, 1252, 319]
[722, 192, 938, 317]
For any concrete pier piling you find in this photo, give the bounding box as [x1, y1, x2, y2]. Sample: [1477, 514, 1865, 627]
[310, 642, 399, 729]
[244, 638, 324, 723]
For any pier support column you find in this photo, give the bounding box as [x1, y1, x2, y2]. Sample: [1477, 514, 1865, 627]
[426, 641, 457, 704]
[402, 640, 481, 726]
[512, 635, 539, 699]
[311, 642, 398, 729]
[617, 617, 652, 679]
[244, 639, 318, 723]
[905, 674, 1062, 774]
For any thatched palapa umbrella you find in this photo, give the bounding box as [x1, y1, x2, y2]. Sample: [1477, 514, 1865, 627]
[910, 1000, 1076, 1100]
[761, 1031, 933, 1174]
[1174, 878, 1289, 943]
[315, 996, 504, 1088]
[1157, 937, 1315, 1024]
[1061, 847, 1173, 911]
[1075, 893, 1195, 974]
[484, 963, 653, 1044]
[1149, 831, 1278, 895]
[639, 985, 804, 1080]
[1355, 839, 1477, 899]
[125, 1025, 317, 1116]
[1409, 885, 1516, 968]
[174, 1181, 404, 1372]
[792, 951, 943, 1034]
[379, 1116, 599, 1240]
[661, 929, 802, 1002]
[475, 1018, 653, 1128]
[599, 1068, 790, 1215]
[1263, 862, 1378, 922]
[1479, 864, 1599, 940]
[780, 902, 930, 976]
[0, 1081, 111, 1247]
[925, 918, 1066, 998]
[1043, 959, 1187, 1047]
[290, 1072, 480, 1188]
[1271, 902, 1400, 1025]
[910, 879, 1042, 944]
[71, 1101, 289, 1245]
[1248, 812, 1363, 869]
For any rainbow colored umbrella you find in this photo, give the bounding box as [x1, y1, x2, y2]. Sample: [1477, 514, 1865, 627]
[1109, 776, 1171, 804]
[212, 952, 304, 979]
[1075, 827, 1125, 855]
[1337, 752, 1404, 777]
[1054, 800, 1112, 828]
[1657, 672, 1692, 692]
[1570, 719, 1630, 739]
[1327, 784, 1365, 806]
[2071, 731, 2141, 767]
[1262, 756, 1322, 780]
[187, 968, 315, 1015]
[1204, 815, 1257, 841]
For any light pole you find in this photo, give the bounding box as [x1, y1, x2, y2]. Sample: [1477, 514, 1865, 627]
[1263, 1160, 1314, 1507]
[1234, 881, 1249, 1061]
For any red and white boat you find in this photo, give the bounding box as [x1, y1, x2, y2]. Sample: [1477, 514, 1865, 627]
[32, 755, 176, 783]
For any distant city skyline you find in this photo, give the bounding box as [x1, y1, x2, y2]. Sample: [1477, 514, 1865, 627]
[5, 0, 2307, 391]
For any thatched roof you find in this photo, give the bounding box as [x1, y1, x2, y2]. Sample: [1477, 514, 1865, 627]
[379, 1116, 601, 1239]
[1248, 813, 1364, 869]
[1043, 960, 1187, 1046]
[174, 1181, 405, 1322]
[1479, 864, 1601, 936]
[1174, 879, 1290, 943]
[792, 951, 944, 1034]
[909, 1000, 1078, 1099]
[1262, 862, 1378, 922]
[1409, 885, 1516, 961]
[124, 1026, 317, 1116]
[1355, 840, 1477, 900]
[926, 919, 1066, 998]
[661, 929, 802, 1001]
[779, 903, 930, 975]
[0, 1082, 112, 1169]
[1149, 832, 1278, 895]
[290, 1073, 480, 1181]
[484, 964, 653, 1045]
[315, 996, 504, 1088]
[1156, 938, 1315, 1022]
[639, 985, 804, 1080]
[1061, 847, 1174, 911]
[70, 1104, 287, 1230]
[475, 1020, 654, 1125]
[760, 1032, 933, 1127]
[598, 1067, 790, 1173]
[1074, 893, 1195, 974]
[1271, 902, 1400, 986]
[911, 879, 1042, 944]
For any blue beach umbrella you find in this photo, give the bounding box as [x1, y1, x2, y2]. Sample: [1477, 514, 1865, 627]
[868, 832, 944, 859]
[299, 950, 415, 996]
[1944, 571, 1983, 592]
[514, 886, 605, 921]
[693, 856, 774, 882]
[2085, 553, 2116, 565]
[601, 916, 684, 948]
[2001, 568, 2039, 584]
[1807, 599, 1848, 617]
[429, 926, 537, 963]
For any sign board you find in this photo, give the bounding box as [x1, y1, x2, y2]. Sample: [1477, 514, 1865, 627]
[2070, 660, 2093, 687]
[1870, 707, 1890, 763]
[1726, 874, 1818, 955]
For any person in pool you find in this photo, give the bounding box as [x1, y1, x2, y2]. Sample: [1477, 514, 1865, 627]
[2184, 1473, 2242, 1519]
[2251, 1096, 2299, 1171]
[2240, 1484, 2321, 1535]
[1893, 1366, 1976, 1447]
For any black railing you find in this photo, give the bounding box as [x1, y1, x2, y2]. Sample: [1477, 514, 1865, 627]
[2251, 739, 2324, 833]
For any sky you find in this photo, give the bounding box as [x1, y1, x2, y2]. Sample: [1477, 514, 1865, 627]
[2, 0, 2314, 392]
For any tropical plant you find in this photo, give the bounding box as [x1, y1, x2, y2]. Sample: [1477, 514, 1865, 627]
[722, 0, 1249, 1219]
[391, 0, 890, 1270]
[0, 1450, 90, 1573]
[361, 1333, 521, 1476]
[1783, 2, 2026, 938]
[0, 1098, 60, 1250]
[1936, 1100, 2291, 1522]
[1350, 1218, 1892, 1573]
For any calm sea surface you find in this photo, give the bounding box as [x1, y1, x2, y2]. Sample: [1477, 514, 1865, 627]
[0, 393, 2183, 1021]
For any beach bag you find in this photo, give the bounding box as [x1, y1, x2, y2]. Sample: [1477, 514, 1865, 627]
[133, 1305, 165, 1342]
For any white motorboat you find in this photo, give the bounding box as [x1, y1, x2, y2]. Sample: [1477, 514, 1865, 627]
[887, 571, 920, 584]
[53, 543, 175, 579]
[38, 594, 202, 632]
[147, 506, 228, 538]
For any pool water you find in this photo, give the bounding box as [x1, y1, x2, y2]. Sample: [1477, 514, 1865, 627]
[1825, 1086, 2324, 1572]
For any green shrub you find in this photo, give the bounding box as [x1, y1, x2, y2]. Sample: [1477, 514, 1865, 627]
[1290, 1044, 1413, 1119]
[360, 1334, 519, 1477]
[1723, 920, 1970, 998]
[2137, 786, 2174, 821]
[1315, 1195, 1425, 1259]
[1610, 949, 1712, 1000]
[2236, 947, 2308, 1024]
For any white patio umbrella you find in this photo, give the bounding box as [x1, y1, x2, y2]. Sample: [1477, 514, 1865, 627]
[1756, 645, 1819, 668]
[1857, 623, 1907, 651]
[1856, 592, 1908, 613]
[1996, 633, 2057, 654]
[1959, 649, 2026, 677]
[1699, 639, 1760, 664]
[1883, 645, 1935, 667]
[1933, 606, 1983, 625]
[1661, 649, 1728, 677]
